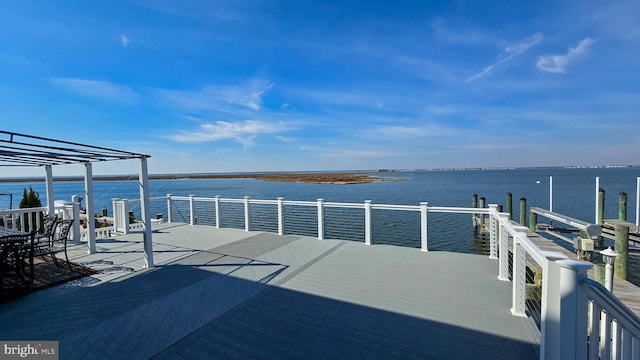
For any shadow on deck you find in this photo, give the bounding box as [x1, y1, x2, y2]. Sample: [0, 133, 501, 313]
[0, 225, 540, 359]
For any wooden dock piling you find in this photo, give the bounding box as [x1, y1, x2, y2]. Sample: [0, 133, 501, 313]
[519, 197, 526, 226]
[594, 263, 605, 286]
[619, 192, 627, 222]
[530, 211, 537, 232]
[506, 192, 513, 220]
[615, 224, 629, 280]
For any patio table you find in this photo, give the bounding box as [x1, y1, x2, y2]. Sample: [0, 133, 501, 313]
[0, 227, 27, 236]
[0, 228, 37, 284]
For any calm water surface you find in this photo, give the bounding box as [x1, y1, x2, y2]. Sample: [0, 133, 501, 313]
[2, 167, 639, 279]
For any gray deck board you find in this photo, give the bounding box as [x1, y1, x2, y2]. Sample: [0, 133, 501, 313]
[1, 223, 540, 359]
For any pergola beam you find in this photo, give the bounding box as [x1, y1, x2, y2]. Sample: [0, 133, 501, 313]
[0, 129, 154, 266]
[0, 130, 146, 166]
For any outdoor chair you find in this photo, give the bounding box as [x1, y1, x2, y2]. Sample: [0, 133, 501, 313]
[33, 219, 74, 269]
[40, 214, 59, 244]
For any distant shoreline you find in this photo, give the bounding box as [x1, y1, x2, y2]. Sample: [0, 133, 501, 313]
[0, 171, 406, 185]
[1, 164, 637, 185]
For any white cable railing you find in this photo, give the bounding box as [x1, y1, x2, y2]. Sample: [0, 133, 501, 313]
[106, 194, 640, 360]
[163, 195, 437, 247]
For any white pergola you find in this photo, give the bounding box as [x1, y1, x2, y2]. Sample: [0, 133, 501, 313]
[0, 130, 155, 267]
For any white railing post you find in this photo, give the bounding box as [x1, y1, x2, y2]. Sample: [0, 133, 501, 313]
[111, 198, 119, 231]
[636, 177, 639, 228]
[317, 198, 324, 240]
[549, 175, 553, 212]
[420, 202, 428, 252]
[112, 201, 119, 233]
[72, 199, 81, 242]
[540, 251, 570, 360]
[244, 196, 250, 231]
[277, 197, 284, 235]
[542, 259, 593, 360]
[122, 199, 130, 234]
[214, 195, 220, 228]
[27, 211, 34, 233]
[189, 194, 195, 226]
[498, 212, 510, 281]
[595, 176, 600, 224]
[488, 204, 499, 259]
[364, 200, 372, 245]
[511, 226, 529, 317]
[18, 212, 25, 233]
[166, 194, 173, 223]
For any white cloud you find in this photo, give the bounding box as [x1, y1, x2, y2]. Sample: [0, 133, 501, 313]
[285, 87, 411, 112]
[169, 120, 286, 147]
[537, 38, 597, 73]
[466, 33, 544, 82]
[121, 35, 130, 47]
[158, 78, 273, 112]
[50, 78, 137, 102]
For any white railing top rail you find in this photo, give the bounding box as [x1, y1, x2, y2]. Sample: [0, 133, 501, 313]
[372, 204, 419, 211]
[215, 197, 245, 203]
[166, 195, 498, 213]
[430, 206, 490, 214]
[282, 200, 317, 206]
[489, 207, 546, 266]
[250, 199, 277, 205]
[0, 206, 48, 215]
[325, 202, 364, 209]
[168, 196, 192, 201]
[113, 196, 166, 203]
[518, 232, 547, 267]
[531, 206, 602, 239]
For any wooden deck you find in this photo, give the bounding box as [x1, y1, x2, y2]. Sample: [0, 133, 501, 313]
[527, 230, 640, 317]
[0, 223, 539, 359]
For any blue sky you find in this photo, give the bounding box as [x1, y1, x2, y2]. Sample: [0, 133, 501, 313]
[1, 0, 639, 176]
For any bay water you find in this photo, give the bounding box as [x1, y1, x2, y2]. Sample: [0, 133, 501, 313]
[2, 166, 639, 257]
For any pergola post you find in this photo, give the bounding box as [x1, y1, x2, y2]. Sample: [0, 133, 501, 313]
[84, 162, 96, 254]
[139, 157, 154, 268]
[45, 165, 55, 216]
